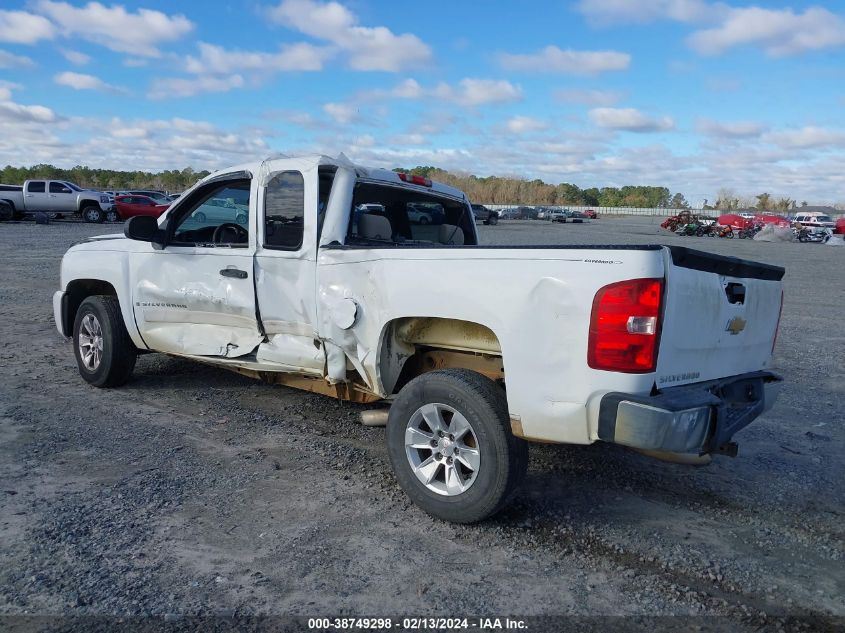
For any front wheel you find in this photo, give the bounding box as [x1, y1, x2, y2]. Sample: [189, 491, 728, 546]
[105, 209, 120, 222]
[386, 369, 528, 523]
[488, 215, 499, 225]
[73, 296, 137, 387]
[82, 205, 104, 223]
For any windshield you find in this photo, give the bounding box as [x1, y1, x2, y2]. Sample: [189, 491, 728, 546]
[817, 215, 832, 222]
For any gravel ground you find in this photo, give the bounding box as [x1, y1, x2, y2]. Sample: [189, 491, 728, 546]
[0, 216, 842, 630]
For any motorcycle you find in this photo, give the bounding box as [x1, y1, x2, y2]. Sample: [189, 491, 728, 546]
[795, 227, 833, 243]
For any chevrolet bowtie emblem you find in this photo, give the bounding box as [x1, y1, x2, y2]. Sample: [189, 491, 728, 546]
[726, 316, 747, 335]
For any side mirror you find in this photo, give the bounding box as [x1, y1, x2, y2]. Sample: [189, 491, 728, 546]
[124, 215, 163, 246]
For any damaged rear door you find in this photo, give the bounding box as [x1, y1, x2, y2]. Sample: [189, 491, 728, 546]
[130, 175, 264, 357]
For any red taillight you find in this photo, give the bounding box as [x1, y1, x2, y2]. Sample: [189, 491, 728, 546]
[397, 172, 432, 187]
[772, 290, 784, 354]
[588, 278, 664, 373]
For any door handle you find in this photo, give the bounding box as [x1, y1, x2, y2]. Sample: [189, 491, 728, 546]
[219, 267, 247, 279]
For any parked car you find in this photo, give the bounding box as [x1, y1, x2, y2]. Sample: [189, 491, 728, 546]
[549, 209, 569, 222]
[407, 203, 445, 225]
[0, 180, 113, 222]
[127, 190, 174, 204]
[53, 155, 785, 523]
[114, 195, 170, 220]
[470, 204, 499, 225]
[568, 211, 589, 223]
[835, 217, 845, 235]
[515, 206, 538, 220]
[583, 209, 598, 219]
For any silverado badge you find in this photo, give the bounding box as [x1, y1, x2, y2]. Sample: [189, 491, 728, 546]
[726, 316, 747, 335]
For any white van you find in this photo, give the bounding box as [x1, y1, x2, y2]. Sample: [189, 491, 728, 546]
[793, 212, 835, 228]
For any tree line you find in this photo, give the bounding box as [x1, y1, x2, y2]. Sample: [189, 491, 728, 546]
[3, 163, 838, 211]
[0, 164, 210, 193]
[394, 166, 689, 208]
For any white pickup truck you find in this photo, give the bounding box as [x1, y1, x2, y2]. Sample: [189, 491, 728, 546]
[0, 180, 114, 222]
[53, 155, 785, 523]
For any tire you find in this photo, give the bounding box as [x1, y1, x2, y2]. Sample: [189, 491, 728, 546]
[193, 211, 206, 223]
[419, 216, 430, 225]
[105, 209, 120, 223]
[386, 369, 528, 523]
[488, 215, 499, 226]
[236, 213, 248, 224]
[72, 296, 137, 388]
[0, 202, 12, 222]
[82, 205, 104, 223]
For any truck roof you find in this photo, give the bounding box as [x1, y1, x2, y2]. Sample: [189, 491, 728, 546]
[202, 154, 467, 201]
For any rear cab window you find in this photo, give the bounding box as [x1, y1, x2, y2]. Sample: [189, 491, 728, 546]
[347, 180, 476, 247]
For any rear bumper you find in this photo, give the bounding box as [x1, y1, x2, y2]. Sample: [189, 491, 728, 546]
[598, 371, 783, 454]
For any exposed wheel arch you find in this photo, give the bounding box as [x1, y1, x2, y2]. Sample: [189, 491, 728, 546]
[62, 279, 118, 339]
[377, 317, 504, 395]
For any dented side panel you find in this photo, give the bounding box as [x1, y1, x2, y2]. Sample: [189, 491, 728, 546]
[131, 249, 263, 356]
[316, 247, 665, 444]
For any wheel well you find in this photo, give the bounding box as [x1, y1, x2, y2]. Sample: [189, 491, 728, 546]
[378, 317, 504, 394]
[63, 279, 117, 335]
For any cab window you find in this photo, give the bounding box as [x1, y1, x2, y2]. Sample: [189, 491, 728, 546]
[263, 171, 304, 250]
[49, 182, 72, 193]
[170, 180, 250, 247]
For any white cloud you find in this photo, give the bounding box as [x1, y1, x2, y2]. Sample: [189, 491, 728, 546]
[504, 116, 548, 134]
[391, 78, 424, 99]
[60, 49, 90, 65]
[148, 74, 245, 99]
[0, 49, 35, 69]
[54, 71, 125, 94]
[579, 1, 845, 57]
[323, 102, 359, 125]
[763, 126, 845, 150]
[499, 46, 630, 75]
[35, 1, 193, 57]
[688, 7, 845, 57]
[184, 41, 330, 75]
[389, 133, 427, 146]
[267, 0, 432, 71]
[696, 118, 767, 138]
[433, 79, 522, 107]
[589, 107, 675, 132]
[123, 58, 148, 68]
[0, 99, 58, 124]
[0, 81, 21, 101]
[0, 9, 56, 44]
[554, 88, 623, 106]
[576, 0, 715, 25]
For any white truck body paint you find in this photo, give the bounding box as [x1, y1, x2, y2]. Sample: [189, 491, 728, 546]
[55, 154, 784, 447]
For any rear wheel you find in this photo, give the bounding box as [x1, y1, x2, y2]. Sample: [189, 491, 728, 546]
[73, 296, 136, 387]
[488, 215, 499, 226]
[386, 369, 528, 523]
[82, 205, 104, 223]
[105, 209, 119, 223]
[192, 211, 206, 223]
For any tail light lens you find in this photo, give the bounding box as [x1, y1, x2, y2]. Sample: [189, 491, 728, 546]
[588, 278, 664, 373]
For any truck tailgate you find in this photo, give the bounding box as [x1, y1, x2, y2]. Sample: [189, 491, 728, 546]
[655, 246, 784, 389]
